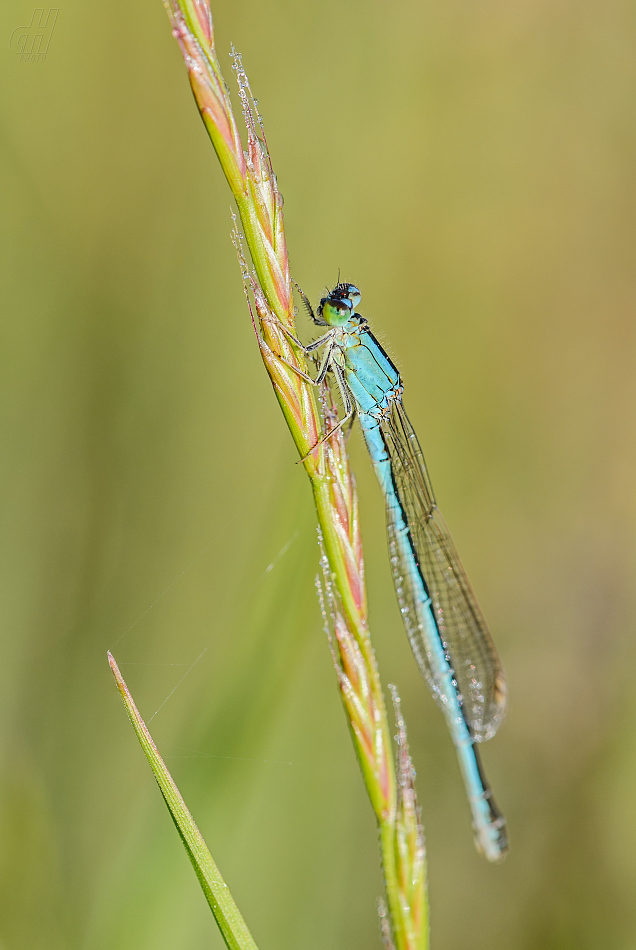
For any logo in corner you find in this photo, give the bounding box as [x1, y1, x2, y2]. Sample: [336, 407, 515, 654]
[10, 8, 58, 62]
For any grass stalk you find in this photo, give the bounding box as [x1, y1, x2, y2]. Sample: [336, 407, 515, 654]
[161, 2, 428, 945]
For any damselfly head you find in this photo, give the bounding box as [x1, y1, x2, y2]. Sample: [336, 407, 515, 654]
[333, 282, 362, 309]
[316, 282, 362, 326]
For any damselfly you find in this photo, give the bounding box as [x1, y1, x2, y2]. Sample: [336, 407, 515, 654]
[281, 281, 508, 861]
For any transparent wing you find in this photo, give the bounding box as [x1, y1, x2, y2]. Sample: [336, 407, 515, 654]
[382, 400, 507, 741]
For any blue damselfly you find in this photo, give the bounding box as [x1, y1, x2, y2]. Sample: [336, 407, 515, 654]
[278, 281, 508, 861]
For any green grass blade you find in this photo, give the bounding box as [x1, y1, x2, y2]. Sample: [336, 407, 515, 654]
[108, 652, 259, 950]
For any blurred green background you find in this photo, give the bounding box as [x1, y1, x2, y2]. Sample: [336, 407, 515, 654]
[2, 0, 636, 947]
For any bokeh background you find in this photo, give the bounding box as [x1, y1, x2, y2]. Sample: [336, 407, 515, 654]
[2, 0, 636, 947]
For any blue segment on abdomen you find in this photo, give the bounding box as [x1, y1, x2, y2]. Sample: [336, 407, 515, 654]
[359, 413, 502, 856]
[360, 415, 470, 740]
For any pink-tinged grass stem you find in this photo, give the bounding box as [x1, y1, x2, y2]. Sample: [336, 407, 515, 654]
[160, 3, 428, 946]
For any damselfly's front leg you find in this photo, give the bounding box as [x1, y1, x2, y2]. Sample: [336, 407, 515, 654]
[291, 278, 318, 323]
[272, 334, 336, 388]
[261, 312, 335, 380]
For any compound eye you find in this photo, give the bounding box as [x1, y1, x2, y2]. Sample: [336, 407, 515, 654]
[321, 296, 352, 326]
[331, 298, 352, 315]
